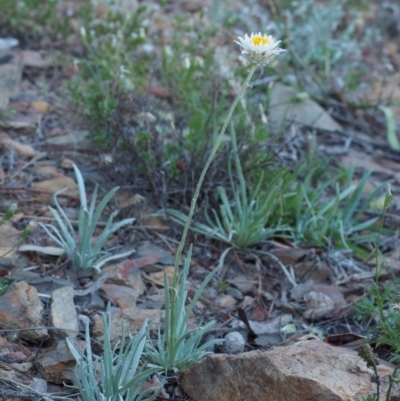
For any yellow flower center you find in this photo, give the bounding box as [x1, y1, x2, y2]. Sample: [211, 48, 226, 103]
[251, 36, 270, 46]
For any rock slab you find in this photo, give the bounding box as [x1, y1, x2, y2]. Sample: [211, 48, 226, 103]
[269, 83, 342, 132]
[0, 281, 48, 342]
[36, 337, 84, 384]
[179, 340, 395, 401]
[50, 286, 79, 339]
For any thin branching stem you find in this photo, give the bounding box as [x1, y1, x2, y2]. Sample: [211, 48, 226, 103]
[173, 64, 258, 284]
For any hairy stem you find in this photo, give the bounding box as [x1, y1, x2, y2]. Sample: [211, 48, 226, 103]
[173, 64, 258, 283]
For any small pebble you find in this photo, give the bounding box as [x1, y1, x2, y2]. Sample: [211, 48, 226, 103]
[30, 377, 47, 394]
[221, 331, 246, 354]
[216, 294, 236, 308]
[226, 286, 244, 301]
[0, 37, 19, 50]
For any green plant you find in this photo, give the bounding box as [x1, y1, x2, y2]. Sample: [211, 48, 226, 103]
[269, 0, 376, 98]
[0, 203, 17, 227]
[159, 25, 230, 158]
[380, 105, 400, 152]
[69, 78, 118, 147]
[0, 0, 66, 35]
[114, 18, 234, 180]
[144, 35, 283, 375]
[167, 124, 291, 249]
[68, 6, 149, 146]
[218, 280, 229, 292]
[355, 186, 400, 400]
[144, 246, 223, 374]
[146, 33, 284, 375]
[67, 306, 161, 401]
[39, 164, 134, 271]
[169, 159, 383, 256]
[0, 279, 10, 296]
[0, 204, 31, 259]
[285, 166, 386, 255]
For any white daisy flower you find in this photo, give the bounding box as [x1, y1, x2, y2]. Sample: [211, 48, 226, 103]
[235, 32, 285, 66]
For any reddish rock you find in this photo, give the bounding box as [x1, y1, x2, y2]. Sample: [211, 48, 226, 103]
[103, 260, 146, 293]
[0, 281, 48, 342]
[0, 336, 31, 363]
[179, 340, 396, 401]
[36, 337, 84, 384]
[100, 283, 139, 308]
[31, 175, 78, 201]
[92, 306, 162, 343]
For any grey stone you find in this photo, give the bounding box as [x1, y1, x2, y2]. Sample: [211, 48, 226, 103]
[50, 286, 79, 339]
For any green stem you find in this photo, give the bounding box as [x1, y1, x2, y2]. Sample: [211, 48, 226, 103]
[375, 185, 392, 282]
[173, 64, 258, 283]
[386, 365, 399, 401]
[229, 122, 247, 207]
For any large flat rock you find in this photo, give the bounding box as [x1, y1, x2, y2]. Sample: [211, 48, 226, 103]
[179, 339, 396, 401]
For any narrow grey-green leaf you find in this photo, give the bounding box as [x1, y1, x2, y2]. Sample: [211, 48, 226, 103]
[380, 105, 400, 151]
